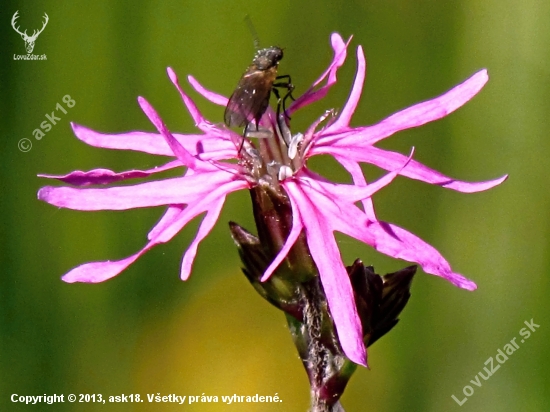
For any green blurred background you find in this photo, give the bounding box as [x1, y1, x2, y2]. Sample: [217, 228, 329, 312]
[1, 0, 549, 411]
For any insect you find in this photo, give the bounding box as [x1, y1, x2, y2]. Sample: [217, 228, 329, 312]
[224, 46, 295, 137]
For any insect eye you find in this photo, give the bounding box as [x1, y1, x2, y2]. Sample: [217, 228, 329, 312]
[272, 48, 283, 61]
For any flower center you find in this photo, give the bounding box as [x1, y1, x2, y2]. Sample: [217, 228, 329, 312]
[237, 108, 337, 190]
[239, 114, 304, 188]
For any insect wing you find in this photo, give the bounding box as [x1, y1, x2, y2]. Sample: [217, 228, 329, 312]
[224, 68, 275, 128]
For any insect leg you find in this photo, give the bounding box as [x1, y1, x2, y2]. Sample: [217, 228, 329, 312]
[270, 87, 292, 146]
[239, 122, 253, 154]
[273, 75, 295, 120]
[272, 87, 283, 126]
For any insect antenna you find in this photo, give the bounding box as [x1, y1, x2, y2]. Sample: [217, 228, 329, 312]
[244, 15, 261, 50]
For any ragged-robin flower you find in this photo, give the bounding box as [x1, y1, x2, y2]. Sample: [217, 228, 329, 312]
[37, 32, 507, 367]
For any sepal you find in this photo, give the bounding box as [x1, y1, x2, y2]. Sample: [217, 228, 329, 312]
[347, 259, 416, 347]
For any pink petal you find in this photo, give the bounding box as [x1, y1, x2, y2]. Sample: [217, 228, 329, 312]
[62, 246, 151, 283]
[310, 228, 366, 366]
[180, 197, 226, 280]
[324, 45, 366, 133]
[38, 171, 238, 210]
[148, 205, 185, 240]
[368, 221, 477, 290]
[285, 181, 367, 366]
[71, 122, 172, 155]
[62, 210, 191, 283]
[314, 145, 508, 193]
[188, 75, 229, 107]
[260, 195, 304, 281]
[168, 68, 228, 140]
[293, 178, 375, 246]
[331, 155, 376, 219]
[301, 109, 339, 155]
[288, 33, 351, 114]
[299, 148, 412, 203]
[38, 160, 182, 186]
[267, 160, 402, 284]
[319, 69, 489, 147]
[138, 97, 198, 169]
[150, 180, 248, 279]
[167, 67, 208, 129]
[313, 33, 348, 87]
[71, 123, 236, 160]
[62, 205, 193, 283]
[62, 180, 247, 283]
[152, 180, 247, 245]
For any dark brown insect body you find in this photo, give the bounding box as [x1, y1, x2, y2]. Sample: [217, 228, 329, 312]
[224, 46, 293, 131]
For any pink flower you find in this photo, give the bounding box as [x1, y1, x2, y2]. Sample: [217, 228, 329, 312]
[38, 33, 506, 366]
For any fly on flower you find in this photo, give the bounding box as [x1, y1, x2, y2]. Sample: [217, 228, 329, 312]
[37, 32, 507, 368]
[224, 46, 295, 136]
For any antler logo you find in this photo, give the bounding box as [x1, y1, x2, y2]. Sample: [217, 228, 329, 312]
[11, 11, 49, 54]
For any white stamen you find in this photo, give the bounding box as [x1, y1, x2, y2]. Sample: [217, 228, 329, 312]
[245, 127, 273, 139]
[288, 133, 304, 160]
[266, 161, 279, 177]
[278, 165, 293, 181]
[278, 114, 292, 145]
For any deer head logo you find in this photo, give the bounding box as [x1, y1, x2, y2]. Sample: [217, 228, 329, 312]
[11, 11, 49, 54]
